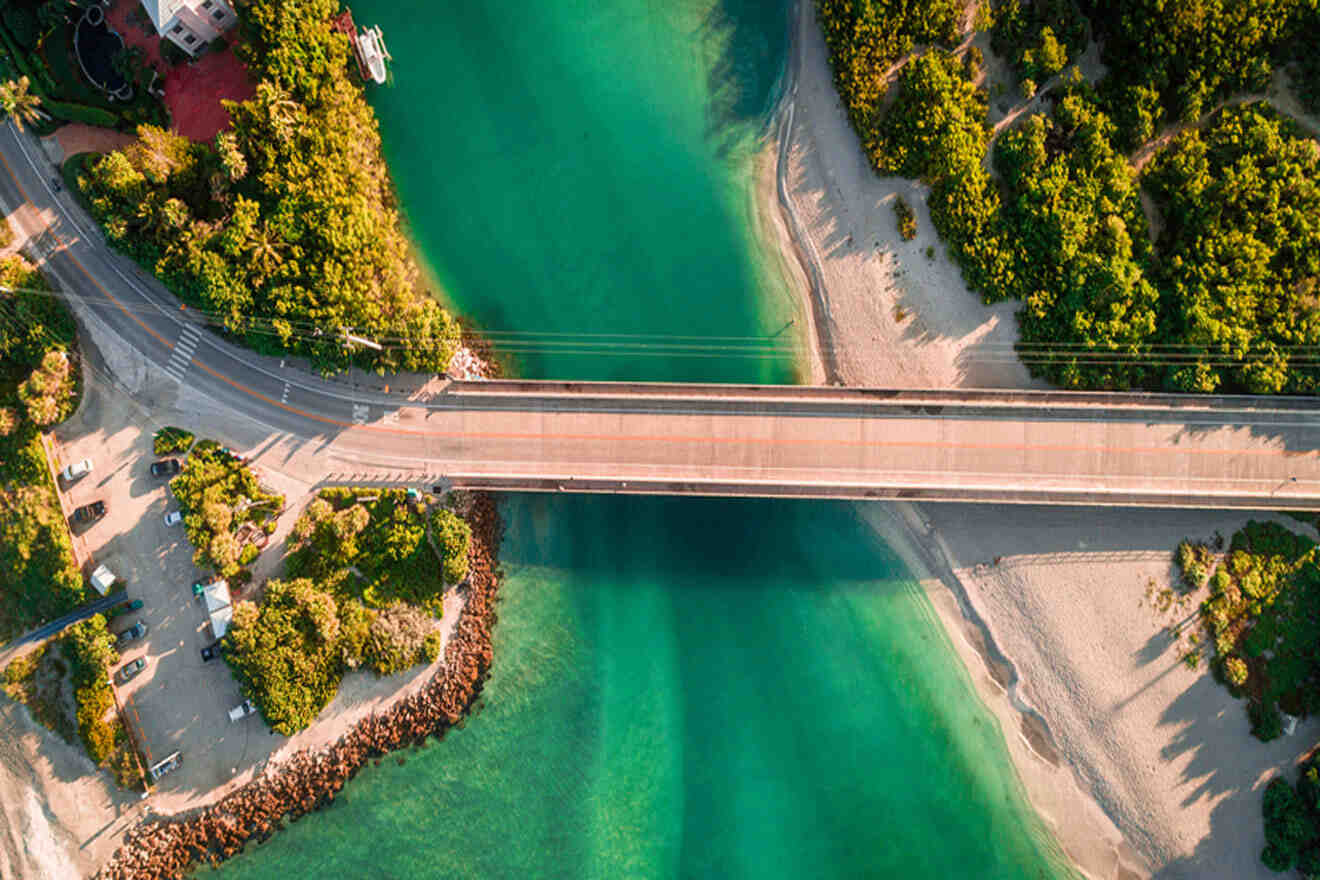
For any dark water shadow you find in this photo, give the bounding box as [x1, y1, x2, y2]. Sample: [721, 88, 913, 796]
[697, 0, 792, 157]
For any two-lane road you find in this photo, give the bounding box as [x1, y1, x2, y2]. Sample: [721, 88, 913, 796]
[1, 123, 1318, 509]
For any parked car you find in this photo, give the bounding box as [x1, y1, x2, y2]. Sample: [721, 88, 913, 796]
[72, 500, 107, 523]
[163, 510, 183, 526]
[115, 658, 146, 684]
[200, 640, 223, 662]
[107, 599, 143, 619]
[147, 751, 182, 782]
[228, 699, 257, 722]
[116, 621, 148, 647]
[60, 458, 92, 482]
[150, 458, 181, 478]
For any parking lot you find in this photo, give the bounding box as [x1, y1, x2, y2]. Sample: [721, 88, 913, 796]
[52, 379, 285, 804]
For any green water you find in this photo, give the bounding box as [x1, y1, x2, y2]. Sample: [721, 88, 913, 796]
[206, 2, 1075, 878]
[369, 0, 801, 382]
[211, 497, 1073, 879]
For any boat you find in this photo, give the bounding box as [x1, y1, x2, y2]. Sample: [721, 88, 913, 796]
[356, 24, 391, 85]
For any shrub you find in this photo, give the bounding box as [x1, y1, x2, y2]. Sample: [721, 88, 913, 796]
[152, 426, 194, 455]
[238, 542, 259, 566]
[363, 603, 433, 676]
[172, 441, 282, 574]
[1262, 843, 1294, 873]
[159, 37, 188, 66]
[42, 100, 119, 128]
[1251, 701, 1284, 742]
[1224, 656, 1249, 688]
[431, 508, 471, 586]
[223, 578, 345, 734]
[893, 197, 917, 241]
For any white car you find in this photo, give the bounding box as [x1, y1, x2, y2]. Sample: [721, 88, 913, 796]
[163, 510, 183, 526]
[60, 458, 92, 481]
[228, 699, 257, 722]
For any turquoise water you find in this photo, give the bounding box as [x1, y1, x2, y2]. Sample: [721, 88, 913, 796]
[368, 0, 801, 382]
[205, 2, 1075, 878]
[210, 497, 1073, 879]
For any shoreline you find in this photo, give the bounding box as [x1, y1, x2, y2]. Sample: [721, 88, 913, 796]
[92, 494, 505, 879]
[773, 3, 1320, 878]
[767, 3, 1144, 877]
[853, 502, 1145, 879]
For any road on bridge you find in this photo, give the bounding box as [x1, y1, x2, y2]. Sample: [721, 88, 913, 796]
[0, 124, 1317, 510]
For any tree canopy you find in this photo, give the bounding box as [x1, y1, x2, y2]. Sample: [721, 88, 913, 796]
[814, 0, 1320, 393]
[77, 0, 459, 374]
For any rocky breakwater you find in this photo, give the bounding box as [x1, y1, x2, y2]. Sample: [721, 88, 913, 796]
[95, 494, 504, 880]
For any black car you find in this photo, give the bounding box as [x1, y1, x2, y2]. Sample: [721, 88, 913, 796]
[116, 621, 148, 647]
[150, 458, 181, 477]
[200, 640, 223, 662]
[72, 500, 107, 523]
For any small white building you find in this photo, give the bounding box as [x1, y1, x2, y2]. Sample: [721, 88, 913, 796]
[201, 579, 233, 639]
[141, 0, 238, 57]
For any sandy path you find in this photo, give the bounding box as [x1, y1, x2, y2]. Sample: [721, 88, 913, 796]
[0, 698, 142, 879]
[774, 2, 1314, 878]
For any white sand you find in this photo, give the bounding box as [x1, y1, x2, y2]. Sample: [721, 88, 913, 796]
[775, 3, 1319, 877]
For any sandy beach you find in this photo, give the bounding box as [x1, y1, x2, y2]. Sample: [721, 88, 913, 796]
[773, 3, 1318, 878]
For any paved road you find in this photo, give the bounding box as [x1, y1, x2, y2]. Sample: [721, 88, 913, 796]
[7, 590, 126, 648]
[1, 124, 1318, 510]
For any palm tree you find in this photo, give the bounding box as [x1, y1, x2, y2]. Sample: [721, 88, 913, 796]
[0, 77, 43, 131]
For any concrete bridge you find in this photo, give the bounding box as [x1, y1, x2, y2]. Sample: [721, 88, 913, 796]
[0, 123, 1316, 511]
[347, 381, 1320, 510]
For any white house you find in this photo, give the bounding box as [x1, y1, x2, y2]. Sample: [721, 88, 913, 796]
[141, 0, 238, 57]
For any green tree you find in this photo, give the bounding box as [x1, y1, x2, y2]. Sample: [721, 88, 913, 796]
[0, 77, 42, 131]
[224, 578, 346, 734]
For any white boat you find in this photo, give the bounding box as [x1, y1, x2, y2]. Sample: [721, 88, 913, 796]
[357, 25, 390, 85]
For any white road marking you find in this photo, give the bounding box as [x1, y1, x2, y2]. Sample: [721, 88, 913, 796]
[163, 325, 201, 382]
[352, 404, 369, 425]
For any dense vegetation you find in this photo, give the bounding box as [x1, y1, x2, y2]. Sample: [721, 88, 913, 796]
[1261, 758, 1320, 874]
[1175, 522, 1320, 742]
[286, 488, 466, 611]
[0, 0, 164, 132]
[64, 616, 142, 788]
[0, 255, 85, 639]
[170, 441, 283, 580]
[815, 0, 1320, 393]
[76, 0, 460, 374]
[225, 488, 469, 733]
[1144, 106, 1320, 393]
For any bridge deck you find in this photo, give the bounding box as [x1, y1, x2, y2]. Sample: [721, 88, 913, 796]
[330, 382, 1320, 510]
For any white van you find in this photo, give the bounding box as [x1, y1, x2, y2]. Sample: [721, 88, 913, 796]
[228, 699, 257, 722]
